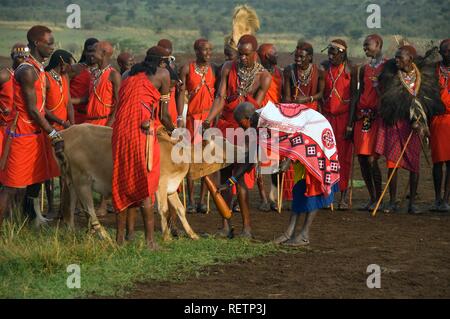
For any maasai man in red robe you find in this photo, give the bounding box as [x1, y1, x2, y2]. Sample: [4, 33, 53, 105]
[257, 43, 283, 211]
[0, 26, 64, 228]
[347, 34, 386, 211]
[158, 39, 179, 124]
[0, 43, 29, 180]
[178, 38, 217, 214]
[112, 46, 172, 250]
[84, 41, 121, 127]
[376, 45, 444, 214]
[321, 39, 353, 210]
[281, 41, 326, 209]
[203, 34, 271, 238]
[283, 41, 324, 110]
[116, 51, 135, 76]
[70, 38, 98, 124]
[42, 49, 76, 218]
[430, 39, 450, 212]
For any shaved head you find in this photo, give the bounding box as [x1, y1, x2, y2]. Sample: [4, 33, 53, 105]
[234, 102, 256, 123]
[27, 25, 52, 45]
[238, 34, 258, 51]
[96, 41, 114, 57]
[399, 45, 417, 59]
[366, 34, 383, 49]
[117, 51, 133, 64]
[194, 38, 209, 51]
[257, 43, 274, 56]
[158, 39, 173, 55]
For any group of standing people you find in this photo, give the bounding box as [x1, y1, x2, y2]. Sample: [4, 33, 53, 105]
[0, 24, 448, 248]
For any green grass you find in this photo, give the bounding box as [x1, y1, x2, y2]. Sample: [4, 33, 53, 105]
[0, 218, 280, 298]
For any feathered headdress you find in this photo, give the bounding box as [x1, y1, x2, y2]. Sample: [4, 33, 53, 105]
[225, 5, 260, 50]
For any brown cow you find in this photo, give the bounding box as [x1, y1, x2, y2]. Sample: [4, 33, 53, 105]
[55, 123, 240, 241]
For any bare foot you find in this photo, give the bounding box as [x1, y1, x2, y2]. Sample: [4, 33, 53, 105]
[273, 232, 292, 245]
[239, 229, 253, 239]
[283, 234, 310, 247]
[147, 241, 159, 251]
[125, 232, 135, 241]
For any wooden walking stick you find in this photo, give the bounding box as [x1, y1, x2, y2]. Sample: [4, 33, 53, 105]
[371, 130, 415, 217]
[207, 190, 210, 214]
[349, 150, 355, 210]
[277, 173, 280, 211]
[41, 183, 45, 212]
[278, 172, 285, 214]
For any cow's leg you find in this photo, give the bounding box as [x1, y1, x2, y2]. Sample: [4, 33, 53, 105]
[96, 195, 108, 217]
[168, 192, 199, 240]
[141, 197, 159, 250]
[0, 187, 18, 229]
[61, 178, 77, 229]
[156, 189, 172, 242]
[44, 179, 56, 219]
[73, 177, 110, 240]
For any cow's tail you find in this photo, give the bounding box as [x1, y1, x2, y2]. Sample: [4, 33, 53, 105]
[55, 150, 73, 187]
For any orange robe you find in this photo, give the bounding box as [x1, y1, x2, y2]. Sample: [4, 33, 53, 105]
[168, 86, 178, 124]
[45, 72, 70, 130]
[430, 64, 450, 163]
[288, 64, 320, 111]
[216, 62, 262, 189]
[112, 72, 161, 212]
[186, 62, 215, 143]
[44, 72, 71, 178]
[262, 67, 282, 105]
[354, 61, 385, 156]
[323, 63, 352, 191]
[0, 68, 16, 182]
[85, 66, 114, 126]
[70, 64, 91, 124]
[0, 57, 57, 187]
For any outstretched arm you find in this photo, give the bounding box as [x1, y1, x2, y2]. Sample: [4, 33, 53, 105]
[203, 61, 232, 127]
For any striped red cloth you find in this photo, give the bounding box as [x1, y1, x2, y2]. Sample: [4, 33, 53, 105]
[375, 119, 421, 173]
[111, 72, 161, 212]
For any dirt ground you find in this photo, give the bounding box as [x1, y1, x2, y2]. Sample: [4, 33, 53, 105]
[2, 52, 448, 298]
[95, 154, 450, 299]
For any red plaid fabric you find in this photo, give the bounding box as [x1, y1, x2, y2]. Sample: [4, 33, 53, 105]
[375, 119, 421, 173]
[111, 73, 161, 212]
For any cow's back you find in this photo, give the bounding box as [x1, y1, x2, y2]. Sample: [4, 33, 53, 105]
[59, 124, 113, 195]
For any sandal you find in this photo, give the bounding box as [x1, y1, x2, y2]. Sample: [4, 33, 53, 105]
[272, 232, 292, 245]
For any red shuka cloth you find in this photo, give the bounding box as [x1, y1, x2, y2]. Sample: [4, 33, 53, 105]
[186, 62, 215, 143]
[262, 67, 282, 106]
[0, 69, 16, 182]
[168, 86, 178, 124]
[353, 61, 385, 156]
[430, 64, 450, 163]
[322, 63, 352, 191]
[290, 64, 319, 111]
[216, 62, 260, 189]
[1, 57, 58, 187]
[85, 66, 114, 126]
[45, 72, 69, 130]
[111, 72, 161, 212]
[70, 64, 91, 124]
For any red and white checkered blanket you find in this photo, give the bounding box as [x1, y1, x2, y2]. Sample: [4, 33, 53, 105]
[258, 102, 340, 195]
